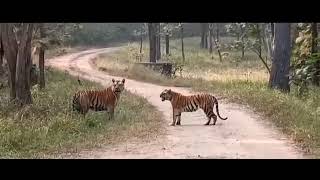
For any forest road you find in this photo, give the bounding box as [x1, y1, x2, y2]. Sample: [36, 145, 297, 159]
[47, 47, 305, 159]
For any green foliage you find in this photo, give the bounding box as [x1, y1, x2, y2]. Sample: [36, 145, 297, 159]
[291, 23, 320, 96]
[225, 23, 250, 54]
[32, 23, 82, 49]
[291, 53, 320, 96]
[68, 23, 144, 46]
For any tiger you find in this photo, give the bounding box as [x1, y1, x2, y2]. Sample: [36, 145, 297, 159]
[72, 78, 125, 120]
[160, 89, 227, 126]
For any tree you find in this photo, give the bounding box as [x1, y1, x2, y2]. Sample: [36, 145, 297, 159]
[38, 24, 45, 89]
[225, 23, 249, 59]
[0, 35, 3, 75]
[1, 23, 18, 100]
[148, 23, 161, 62]
[262, 23, 274, 61]
[32, 23, 81, 89]
[1, 23, 34, 105]
[179, 23, 185, 62]
[164, 23, 170, 55]
[15, 24, 34, 105]
[133, 23, 147, 61]
[311, 23, 318, 53]
[200, 23, 208, 49]
[269, 23, 291, 92]
[208, 23, 213, 54]
[155, 23, 161, 60]
[148, 23, 157, 62]
[248, 23, 271, 73]
[215, 23, 220, 41]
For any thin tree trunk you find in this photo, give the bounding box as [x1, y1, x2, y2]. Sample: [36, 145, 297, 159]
[139, 33, 143, 62]
[241, 45, 245, 59]
[39, 24, 45, 89]
[240, 26, 245, 59]
[180, 24, 185, 62]
[271, 23, 275, 40]
[155, 23, 161, 61]
[148, 23, 156, 63]
[311, 23, 318, 53]
[204, 25, 208, 49]
[213, 39, 222, 62]
[263, 23, 273, 61]
[0, 37, 3, 75]
[200, 23, 205, 48]
[15, 23, 34, 105]
[1, 23, 18, 100]
[269, 23, 291, 92]
[208, 24, 213, 54]
[165, 34, 169, 55]
[200, 23, 208, 49]
[216, 23, 220, 41]
[165, 27, 169, 55]
[290, 23, 298, 48]
[255, 24, 271, 73]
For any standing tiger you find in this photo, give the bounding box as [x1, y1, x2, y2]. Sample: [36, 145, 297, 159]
[72, 78, 125, 119]
[160, 89, 227, 126]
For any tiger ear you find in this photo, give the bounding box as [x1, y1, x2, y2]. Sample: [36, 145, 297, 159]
[122, 79, 125, 83]
[112, 79, 115, 83]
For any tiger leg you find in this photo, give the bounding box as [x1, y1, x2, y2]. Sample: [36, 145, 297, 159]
[108, 108, 114, 120]
[204, 117, 211, 125]
[81, 107, 89, 118]
[176, 115, 182, 125]
[204, 105, 214, 125]
[211, 114, 218, 125]
[171, 110, 178, 126]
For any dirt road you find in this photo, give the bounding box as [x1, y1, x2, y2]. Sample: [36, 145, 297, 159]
[47, 47, 305, 159]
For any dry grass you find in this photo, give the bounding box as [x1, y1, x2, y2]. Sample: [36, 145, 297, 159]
[0, 69, 164, 158]
[93, 37, 320, 157]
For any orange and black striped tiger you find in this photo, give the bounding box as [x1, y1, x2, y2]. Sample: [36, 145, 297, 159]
[72, 78, 125, 119]
[160, 89, 227, 126]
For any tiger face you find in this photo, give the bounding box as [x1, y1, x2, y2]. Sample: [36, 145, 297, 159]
[111, 78, 125, 93]
[160, 89, 172, 102]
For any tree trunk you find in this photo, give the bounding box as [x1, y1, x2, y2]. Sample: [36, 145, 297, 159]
[254, 24, 271, 73]
[311, 23, 319, 86]
[271, 23, 275, 40]
[216, 23, 220, 41]
[262, 23, 273, 61]
[268, 23, 291, 92]
[148, 23, 156, 63]
[39, 24, 45, 89]
[15, 23, 34, 105]
[155, 23, 161, 61]
[240, 26, 245, 59]
[200, 23, 208, 49]
[165, 31, 169, 55]
[140, 34, 143, 54]
[180, 24, 185, 62]
[241, 45, 245, 59]
[290, 23, 298, 48]
[0, 37, 3, 75]
[208, 24, 213, 54]
[311, 23, 318, 53]
[1, 23, 18, 100]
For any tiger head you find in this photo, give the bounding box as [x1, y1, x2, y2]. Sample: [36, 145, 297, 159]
[160, 89, 173, 102]
[111, 78, 125, 93]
